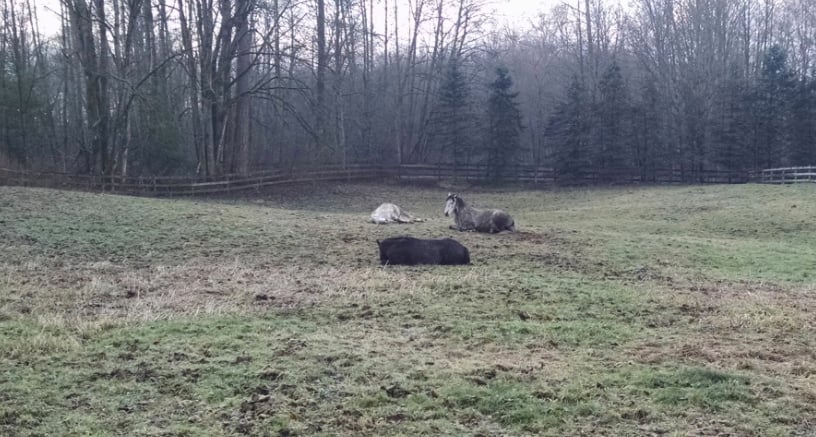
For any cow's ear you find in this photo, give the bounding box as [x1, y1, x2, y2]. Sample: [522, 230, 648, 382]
[376, 239, 381, 246]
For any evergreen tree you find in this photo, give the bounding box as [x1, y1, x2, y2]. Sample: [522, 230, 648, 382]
[545, 76, 592, 183]
[750, 45, 795, 168]
[428, 59, 475, 171]
[630, 78, 664, 180]
[711, 69, 752, 174]
[788, 77, 816, 165]
[485, 66, 524, 181]
[0, 68, 46, 167]
[594, 61, 630, 177]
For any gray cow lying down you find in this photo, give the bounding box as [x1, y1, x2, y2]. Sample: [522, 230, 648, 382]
[370, 203, 423, 224]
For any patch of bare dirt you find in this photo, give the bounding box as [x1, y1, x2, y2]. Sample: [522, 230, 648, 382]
[229, 392, 282, 435]
[523, 252, 582, 271]
[684, 418, 741, 437]
[511, 231, 551, 244]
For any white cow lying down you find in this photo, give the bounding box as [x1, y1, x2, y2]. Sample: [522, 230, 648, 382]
[370, 203, 423, 224]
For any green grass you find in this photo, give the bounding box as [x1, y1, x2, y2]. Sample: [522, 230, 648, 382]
[1, 182, 815, 436]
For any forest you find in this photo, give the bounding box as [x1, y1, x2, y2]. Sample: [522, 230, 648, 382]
[1, 0, 815, 179]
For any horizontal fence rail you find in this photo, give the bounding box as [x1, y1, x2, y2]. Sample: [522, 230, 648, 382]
[0, 164, 390, 196]
[397, 165, 751, 185]
[0, 164, 775, 196]
[759, 166, 816, 184]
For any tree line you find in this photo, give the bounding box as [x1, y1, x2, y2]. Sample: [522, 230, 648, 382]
[1, 0, 815, 180]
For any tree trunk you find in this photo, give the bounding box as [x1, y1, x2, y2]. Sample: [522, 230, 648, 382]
[177, 0, 204, 173]
[316, 0, 327, 151]
[234, 0, 253, 174]
[94, 0, 111, 175]
[69, 0, 108, 175]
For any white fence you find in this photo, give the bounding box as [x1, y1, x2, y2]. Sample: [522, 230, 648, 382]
[759, 167, 816, 184]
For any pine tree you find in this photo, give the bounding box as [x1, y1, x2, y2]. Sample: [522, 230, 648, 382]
[594, 61, 630, 178]
[485, 66, 524, 181]
[711, 71, 752, 174]
[546, 76, 592, 183]
[788, 77, 816, 165]
[428, 59, 475, 172]
[750, 45, 795, 168]
[630, 78, 664, 180]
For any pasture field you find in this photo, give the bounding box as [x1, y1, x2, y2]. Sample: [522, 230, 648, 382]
[1, 182, 815, 436]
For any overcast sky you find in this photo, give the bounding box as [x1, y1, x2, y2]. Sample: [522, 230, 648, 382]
[487, 0, 554, 28]
[34, 0, 560, 38]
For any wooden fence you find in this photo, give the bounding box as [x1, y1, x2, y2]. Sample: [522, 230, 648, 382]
[0, 164, 761, 196]
[396, 164, 555, 183]
[758, 166, 816, 184]
[397, 165, 751, 185]
[0, 164, 390, 196]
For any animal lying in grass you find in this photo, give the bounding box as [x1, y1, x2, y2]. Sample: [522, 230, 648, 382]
[376, 236, 470, 265]
[443, 193, 516, 233]
[370, 203, 423, 224]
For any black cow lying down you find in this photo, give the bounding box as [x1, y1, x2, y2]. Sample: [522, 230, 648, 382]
[377, 236, 471, 266]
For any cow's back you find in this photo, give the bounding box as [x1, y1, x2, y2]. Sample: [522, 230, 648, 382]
[378, 236, 469, 266]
